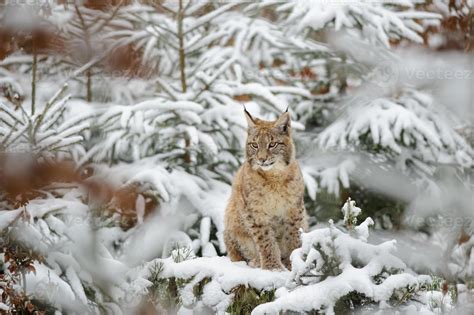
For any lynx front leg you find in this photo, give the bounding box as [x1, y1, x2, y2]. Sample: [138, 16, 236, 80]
[280, 208, 307, 269]
[279, 222, 301, 269]
[224, 230, 245, 262]
[245, 212, 285, 270]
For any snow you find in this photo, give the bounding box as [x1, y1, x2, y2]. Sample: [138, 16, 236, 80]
[0, 303, 9, 311]
[342, 198, 362, 224]
[262, 0, 441, 47]
[0, 0, 472, 314]
[25, 263, 83, 312]
[199, 217, 211, 247]
[129, 199, 439, 314]
[254, 267, 428, 314]
[252, 200, 430, 314]
[319, 158, 356, 196]
[0, 209, 22, 230]
[1, 194, 152, 312]
[318, 90, 473, 172]
[143, 256, 289, 312]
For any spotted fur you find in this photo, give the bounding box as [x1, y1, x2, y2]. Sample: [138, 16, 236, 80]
[224, 109, 308, 270]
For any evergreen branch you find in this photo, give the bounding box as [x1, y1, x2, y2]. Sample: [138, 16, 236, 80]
[183, 2, 241, 35]
[0, 116, 18, 128]
[92, 0, 124, 34]
[40, 106, 68, 133]
[129, 11, 179, 38]
[152, 23, 179, 38]
[68, 55, 106, 81]
[32, 84, 69, 140]
[178, 0, 187, 93]
[1, 99, 26, 124]
[0, 121, 18, 147]
[31, 48, 37, 116]
[46, 139, 84, 153]
[156, 78, 179, 101]
[96, 112, 122, 129]
[193, 57, 236, 101]
[151, 1, 177, 15]
[148, 28, 179, 50]
[74, 2, 92, 51]
[183, 0, 194, 13]
[3, 124, 31, 148]
[74, 1, 94, 101]
[58, 114, 95, 133]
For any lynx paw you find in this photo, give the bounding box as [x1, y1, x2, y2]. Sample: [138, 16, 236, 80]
[248, 258, 260, 268]
[282, 257, 292, 270]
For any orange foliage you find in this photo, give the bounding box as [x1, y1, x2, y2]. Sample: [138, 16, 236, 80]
[83, 0, 132, 11]
[103, 43, 154, 78]
[0, 155, 81, 208]
[458, 230, 471, 245]
[233, 94, 253, 102]
[0, 27, 65, 60]
[0, 154, 158, 229]
[0, 237, 46, 314]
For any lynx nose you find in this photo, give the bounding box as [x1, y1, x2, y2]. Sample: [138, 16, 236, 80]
[258, 158, 267, 164]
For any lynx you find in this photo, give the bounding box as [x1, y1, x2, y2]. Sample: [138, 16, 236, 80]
[224, 108, 308, 270]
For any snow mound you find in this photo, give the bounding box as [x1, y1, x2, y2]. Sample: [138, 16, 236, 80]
[253, 199, 431, 315]
[144, 256, 289, 312]
[139, 199, 434, 315]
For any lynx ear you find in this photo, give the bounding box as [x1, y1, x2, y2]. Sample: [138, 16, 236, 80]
[244, 107, 256, 128]
[275, 111, 291, 134]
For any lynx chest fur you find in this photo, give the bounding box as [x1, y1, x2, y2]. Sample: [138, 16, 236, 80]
[224, 109, 308, 271]
[242, 162, 304, 218]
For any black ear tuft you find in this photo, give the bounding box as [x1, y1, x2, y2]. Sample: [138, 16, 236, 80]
[275, 111, 291, 134]
[243, 105, 256, 128]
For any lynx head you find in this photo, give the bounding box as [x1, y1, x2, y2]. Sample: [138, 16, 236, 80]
[244, 108, 295, 172]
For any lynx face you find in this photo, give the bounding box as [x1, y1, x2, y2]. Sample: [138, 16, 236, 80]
[244, 110, 294, 171]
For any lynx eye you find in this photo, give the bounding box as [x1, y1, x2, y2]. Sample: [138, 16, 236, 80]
[268, 142, 277, 148]
[250, 142, 258, 149]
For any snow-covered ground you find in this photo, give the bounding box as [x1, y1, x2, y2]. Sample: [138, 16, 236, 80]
[1, 0, 472, 314]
